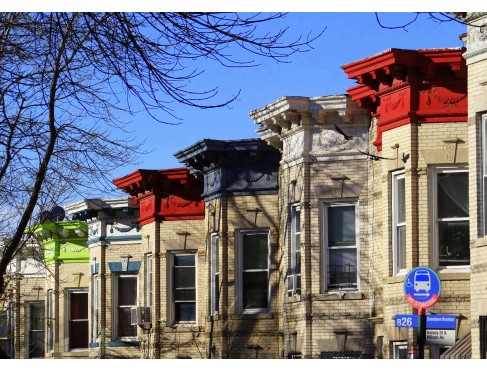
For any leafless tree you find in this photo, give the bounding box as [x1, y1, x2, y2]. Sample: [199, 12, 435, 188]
[0, 12, 323, 299]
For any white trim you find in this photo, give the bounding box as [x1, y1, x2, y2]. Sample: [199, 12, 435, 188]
[66, 288, 89, 351]
[210, 234, 220, 315]
[482, 114, 487, 236]
[112, 274, 138, 341]
[92, 275, 99, 343]
[392, 341, 408, 359]
[392, 171, 407, 275]
[146, 254, 153, 308]
[236, 229, 270, 314]
[169, 252, 197, 325]
[321, 200, 359, 292]
[290, 205, 301, 295]
[430, 165, 469, 271]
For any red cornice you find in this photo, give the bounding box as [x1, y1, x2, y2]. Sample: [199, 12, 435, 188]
[342, 48, 467, 150]
[113, 168, 204, 225]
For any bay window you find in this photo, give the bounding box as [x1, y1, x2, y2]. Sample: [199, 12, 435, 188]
[172, 253, 196, 323]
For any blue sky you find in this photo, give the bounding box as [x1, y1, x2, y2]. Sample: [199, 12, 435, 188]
[109, 12, 467, 192]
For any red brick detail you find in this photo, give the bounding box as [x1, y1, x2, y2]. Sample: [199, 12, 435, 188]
[342, 48, 467, 150]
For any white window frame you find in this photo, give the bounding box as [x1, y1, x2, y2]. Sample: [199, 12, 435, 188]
[47, 289, 53, 352]
[113, 274, 138, 341]
[431, 165, 469, 271]
[392, 341, 408, 359]
[392, 171, 407, 275]
[482, 114, 487, 235]
[26, 301, 45, 358]
[146, 254, 153, 308]
[170, 252, 197, 325]
[210, 234, 220, 315]
[237, 229, 270, 314]
[92, 276, 99, 343]
[321, 201, 359, 292]
[289, 205, 301, 294]
[66, 288, 89, 351]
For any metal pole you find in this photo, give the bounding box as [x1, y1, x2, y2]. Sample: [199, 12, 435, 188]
[417, 308, 426, 359]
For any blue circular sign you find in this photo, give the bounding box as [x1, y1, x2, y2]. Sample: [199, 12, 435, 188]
[404, 267, 441, 310]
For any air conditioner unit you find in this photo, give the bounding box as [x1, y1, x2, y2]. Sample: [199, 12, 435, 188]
[131, 306, 151, 327]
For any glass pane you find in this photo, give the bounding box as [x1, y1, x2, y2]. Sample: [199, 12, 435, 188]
[294, 208, 301, 233]
[69, 320, 88, 349]
[175, 303, 196, 322]
[29, 303, 44, 331]
[243, 233, 268, 270]
[328, 205, 356, 246]
[243, 271, 268, 309]
[328, 249, 357, 288]
[296, 250, 301, 275]
[174, 254, 195, 267]
[174, 267, 195, 288]
[212, 236, 219, 270]
[28, 330, 44, 358]
[397, 177, 406, 223]
[174, 289, 196, 301]
[70, 292, 88, 320]
[118, 307, 136, 337]
[438, 221, 470, 265]
[397, 225, 406, 271]
[437, 172, 468, 218]
[118, 276, 137, 306]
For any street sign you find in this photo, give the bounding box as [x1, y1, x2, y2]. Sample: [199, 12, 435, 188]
[426, 314, 456, 329]
[425, 329, 456, 346]
[404, 267, 441, 310]
[395, 314, 419, 328]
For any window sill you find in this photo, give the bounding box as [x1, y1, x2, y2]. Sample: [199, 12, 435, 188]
[89, 342, 99, 348]
[164, 324, 200, 333]
[231, 312, 275, 320]
[438, 270, 470, 280]
[313, 292, 364, 301]
[107, 340, 140, 347]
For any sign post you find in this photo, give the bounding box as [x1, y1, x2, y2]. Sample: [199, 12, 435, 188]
[403, 267, 441, 359]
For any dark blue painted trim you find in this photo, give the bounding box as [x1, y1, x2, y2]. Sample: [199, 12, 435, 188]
[108, 261, 141, 272]
[108, 341, 140, 347]
[89, 342, 99, 348]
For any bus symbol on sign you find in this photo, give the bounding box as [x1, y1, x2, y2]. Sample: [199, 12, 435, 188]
[404, 267, 441, 311]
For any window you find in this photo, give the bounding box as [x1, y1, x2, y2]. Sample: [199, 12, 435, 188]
[47, 290, 53, 352]
[92, 276, 99, 343]
[0, 309, 11, 358]
[146, 255, 152, 307]
[238, 230, 270, 313]
[289, 205, 301, 294]
[483, 114, 487, 234]
[172, 253, 196, 323]
[480, 316, 487, 359]
[392, 172, 406, 275]
[27, 302, 45, 358]
[211, 234, 220, 315]
[432, 166, 469, 268]
[68, 290, 88, 350]
[113, 275, 137, 339]
[392, 341, 408, 359]
[322, 202, 358, 290]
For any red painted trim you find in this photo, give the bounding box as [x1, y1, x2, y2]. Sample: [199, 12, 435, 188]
[343, 48, 467, 150]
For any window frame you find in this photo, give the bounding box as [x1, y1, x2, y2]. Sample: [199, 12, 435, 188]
[146, 254, 153, 308]
[392, 171, 407, 275]
[47, 289, 53, 352]
[482, 114, 487, 235]
[289, 204, 301, 295]
[392, 341, 408, 359]
[170, 252, 197, 325]
[113, 274, 138, 341]
[431, 165, 469, 271]
[66, 288, 89, 351]
[210, 234, 220, 316]
[236, 229, 270, 314]
[92, 276, 99, 343]
[321, 200, 360, 292]
[26, 301, 45, 358]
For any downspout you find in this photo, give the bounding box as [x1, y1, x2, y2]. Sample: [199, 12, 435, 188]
[14, 257, 20, 358]
[100, 241, 107, 359]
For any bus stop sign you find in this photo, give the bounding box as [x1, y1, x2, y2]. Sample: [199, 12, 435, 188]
[404, 267, 441, 310]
